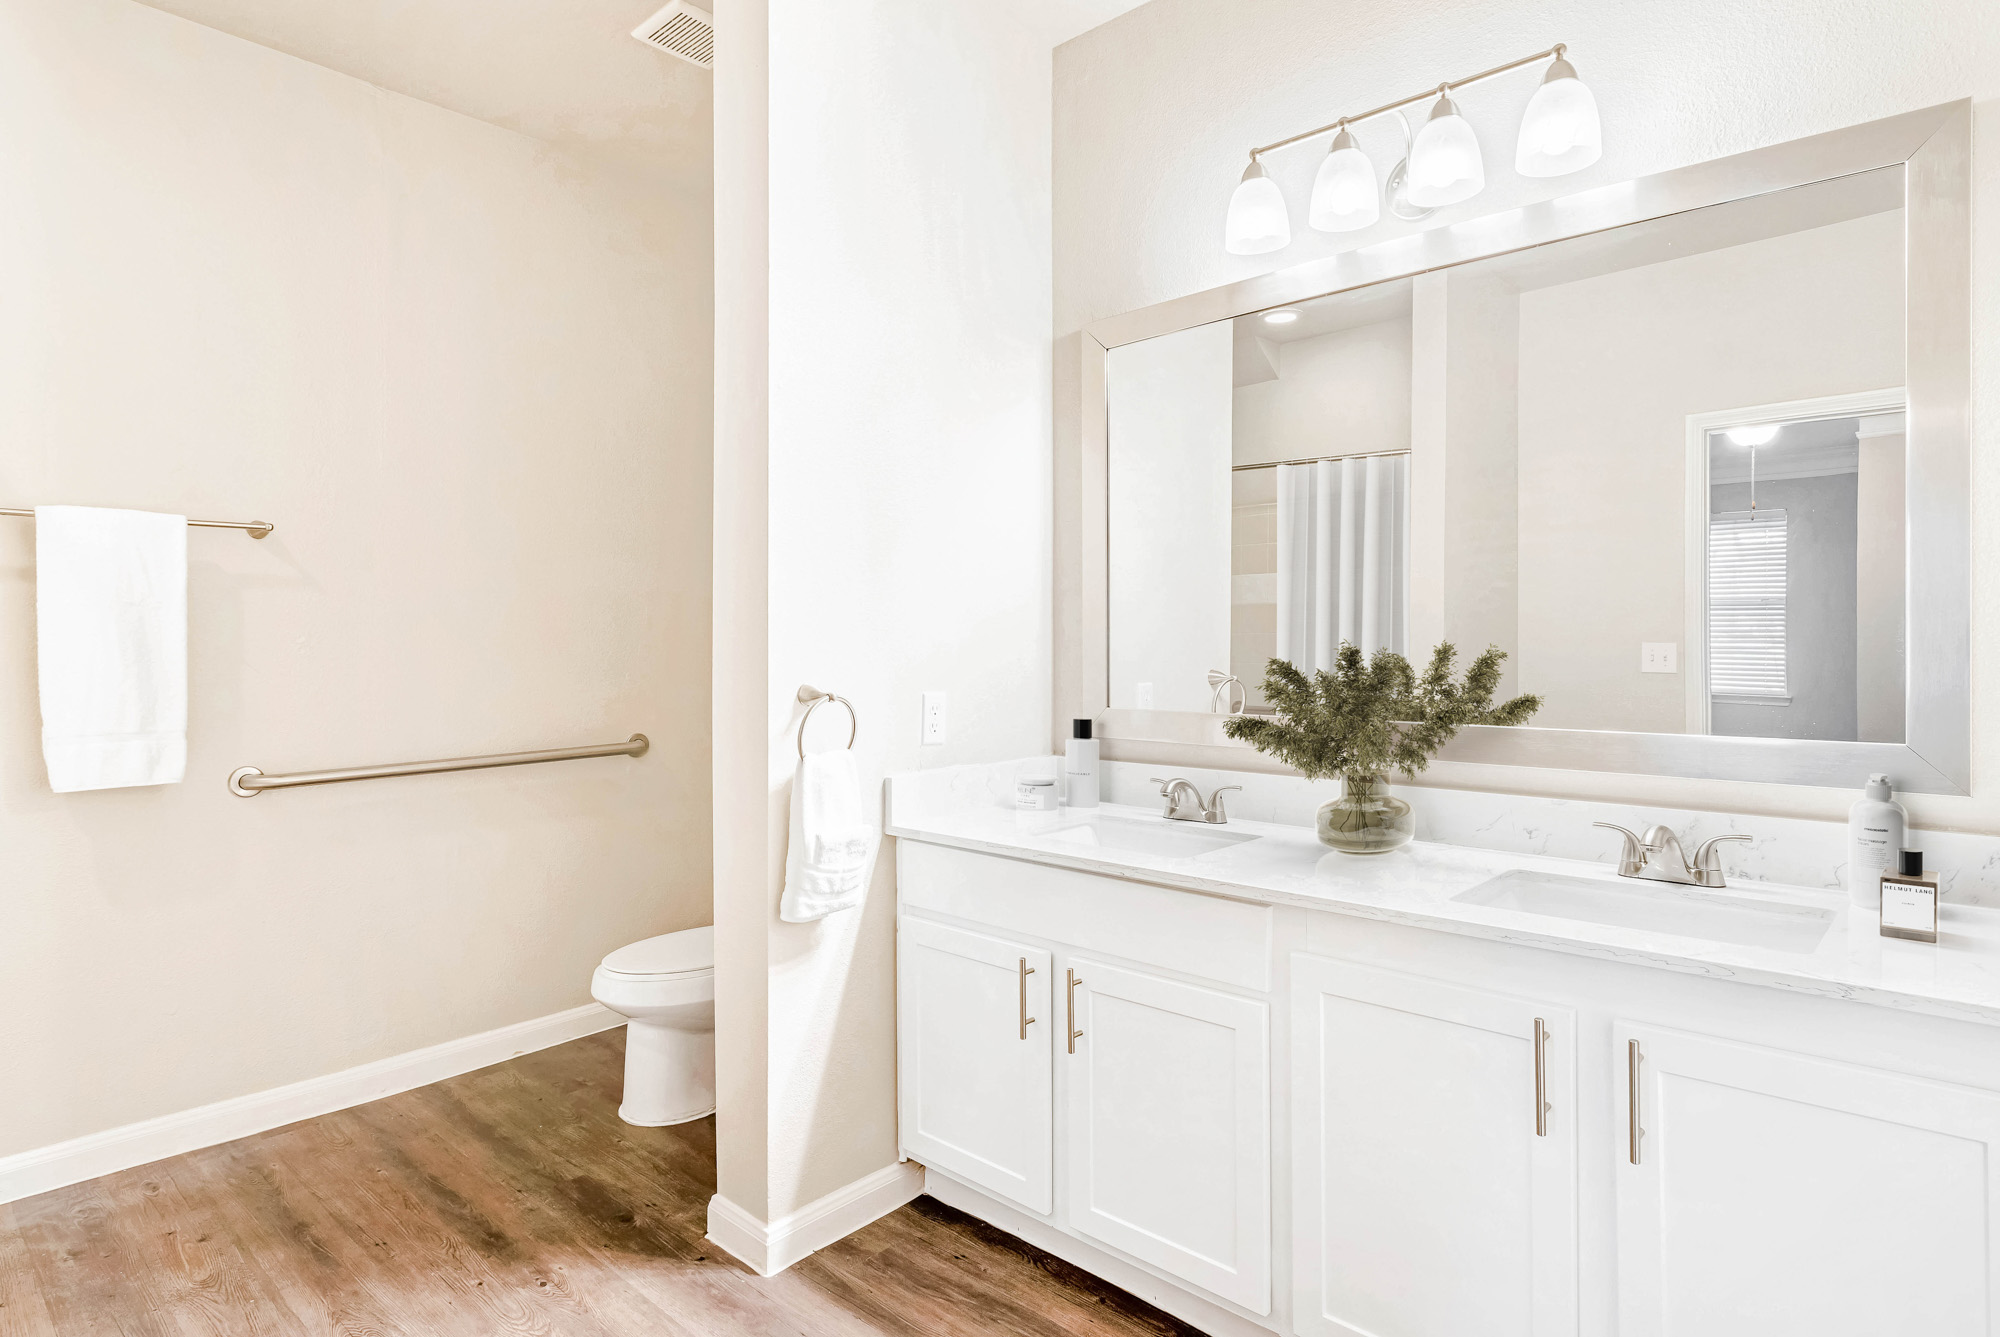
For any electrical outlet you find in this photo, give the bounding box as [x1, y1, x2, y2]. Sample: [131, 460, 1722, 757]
[921, 691, 946, 745]
[1135, 682, 1155, 709]
[1641, 642, 1678, 674]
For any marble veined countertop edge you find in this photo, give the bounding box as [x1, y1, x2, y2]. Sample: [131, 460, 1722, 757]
[885, 795, 2000, 1030]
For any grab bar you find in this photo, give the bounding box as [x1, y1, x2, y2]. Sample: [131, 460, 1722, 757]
[229, 734, 648, 796]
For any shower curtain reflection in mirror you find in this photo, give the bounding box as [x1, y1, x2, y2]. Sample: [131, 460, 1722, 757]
[1274, 454, 1409, 673]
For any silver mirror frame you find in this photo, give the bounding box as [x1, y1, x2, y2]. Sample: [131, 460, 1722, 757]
[1061, 100, 1970, 795]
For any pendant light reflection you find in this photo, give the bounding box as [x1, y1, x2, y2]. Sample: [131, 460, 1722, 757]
[1515, 55, 1602, 177]
[1405, 92, 1484, 208]
[1725, 423, 1779, 510]
[1224, 159, 1290, 255]
[1308, 126, 1379, 232]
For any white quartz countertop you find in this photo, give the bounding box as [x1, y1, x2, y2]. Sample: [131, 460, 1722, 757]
[886, 790, 2000, 1029]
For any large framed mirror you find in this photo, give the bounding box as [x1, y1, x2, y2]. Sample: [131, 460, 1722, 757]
[1068, 101, 1969, 793]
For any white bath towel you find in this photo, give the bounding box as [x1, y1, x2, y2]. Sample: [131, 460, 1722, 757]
[780, 749, 874, 922]
[36, 506, 188, 792]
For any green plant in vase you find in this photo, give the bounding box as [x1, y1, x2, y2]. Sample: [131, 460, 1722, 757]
[1224, 643, 1541, 854]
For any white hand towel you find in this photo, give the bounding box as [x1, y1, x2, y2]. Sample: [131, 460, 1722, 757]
[780, 749, 874, 922]
[36, 506, 188, 792]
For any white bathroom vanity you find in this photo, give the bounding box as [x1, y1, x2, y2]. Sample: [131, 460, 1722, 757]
[888, 769, 2000, 1337]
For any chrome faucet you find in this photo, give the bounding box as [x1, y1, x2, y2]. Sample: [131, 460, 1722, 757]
[1150, 776, 1242, 824]
[1595, 821, 1751, 889]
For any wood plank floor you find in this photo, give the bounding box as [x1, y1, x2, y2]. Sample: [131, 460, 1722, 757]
[0, 1031, 1200, 1336]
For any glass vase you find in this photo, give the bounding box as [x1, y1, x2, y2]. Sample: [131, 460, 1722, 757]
[1316, 773, 1414, 855]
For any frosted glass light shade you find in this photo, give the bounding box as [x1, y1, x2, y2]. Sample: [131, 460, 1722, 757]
[1406, 94, 1484, 208]
[1308, 128, 1379, 232]
[1516, 57, 1602, 177]
[1225, 160, 1290, 254]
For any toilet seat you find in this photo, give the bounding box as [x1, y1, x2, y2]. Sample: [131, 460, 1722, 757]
[599, 925, 713, 980]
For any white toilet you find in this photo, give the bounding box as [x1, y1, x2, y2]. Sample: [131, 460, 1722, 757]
[589, 925, 715, 1126]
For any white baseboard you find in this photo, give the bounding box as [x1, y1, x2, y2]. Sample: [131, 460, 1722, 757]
[0, 1002, 623, 1205]
[707, 1160, 926, 1276]
[922, 1167, 1276, 1337]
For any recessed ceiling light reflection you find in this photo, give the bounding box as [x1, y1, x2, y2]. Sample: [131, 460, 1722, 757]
[1262, 309, 1301, 325]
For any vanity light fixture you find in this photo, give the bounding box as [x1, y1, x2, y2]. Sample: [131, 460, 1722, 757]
[1516, 52, 1603, 177]
[1224, 159, 1291, 255]
[1309, 125, 1380, 232]
[1406, 91, 1485, 207]
[1262, 309, 1302, 325]
[1223, 43, 1601, 254]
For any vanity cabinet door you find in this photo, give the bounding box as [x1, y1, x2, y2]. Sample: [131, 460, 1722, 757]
[1616, 1023, 2000, 1337]
[1292, 956, 1578, 1337]
[1062, 957, 1271, 1314]
[898, 917, 1053, 1213]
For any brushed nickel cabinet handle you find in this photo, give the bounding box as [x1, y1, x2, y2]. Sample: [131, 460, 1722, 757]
[1533, 1018, 1551, 1137]
[1066, 968, 1084, 1054]
[1628, 1039, 1643, 1165]
[1018, 958, 1036, 1040]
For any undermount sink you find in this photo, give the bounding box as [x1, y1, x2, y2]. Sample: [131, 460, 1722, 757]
[1046, 813, 1260, 859]
[1454, 868, 1835, 954]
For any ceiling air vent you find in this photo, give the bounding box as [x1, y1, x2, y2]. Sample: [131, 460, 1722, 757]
[631, 2, 714, 68]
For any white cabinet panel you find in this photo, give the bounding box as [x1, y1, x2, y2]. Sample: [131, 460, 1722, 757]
[898, 918, 1053, 1213]
[1617, 1023, 2000, 1337]
[898, 840, 1274, 991]
[1063, 956, 1271, 1314]
[1293, 956, 1579, 1337]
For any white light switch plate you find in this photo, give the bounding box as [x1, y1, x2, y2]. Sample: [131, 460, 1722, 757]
[1134, 682, 1155, 709]
[921, 691, 946, 745]
[1641, 642, 1678, 673]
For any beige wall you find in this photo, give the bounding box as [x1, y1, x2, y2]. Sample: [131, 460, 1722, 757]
[1515, 212, 1903, 732]
[1056, 0, 1999, 828]
[714, 0, 1053, 1222]
[0, 0, 713, 1159]
[1232, 318, 1412, 466]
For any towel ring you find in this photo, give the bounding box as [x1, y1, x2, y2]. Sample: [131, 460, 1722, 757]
[797, 685, 857, 760]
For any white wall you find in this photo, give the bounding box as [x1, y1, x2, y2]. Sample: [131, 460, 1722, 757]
[1055, 0, 2000, 828]
[1514, 212, 1902, 732]
[0, 0, 713, 1159]
[713, 0, 1052, 1224]
[1232, 318, 1412, 466]
[1109, 321, 1233, 711]
[1411, 270, 1520, 696]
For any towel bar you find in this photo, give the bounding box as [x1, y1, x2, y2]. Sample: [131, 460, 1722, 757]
[229, 734, 648, 796]
[2, 508, 273, 538]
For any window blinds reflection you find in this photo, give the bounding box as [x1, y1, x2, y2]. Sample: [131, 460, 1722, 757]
[1274, 455, 1409, 672]
[1707, 508, 1790, 702]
